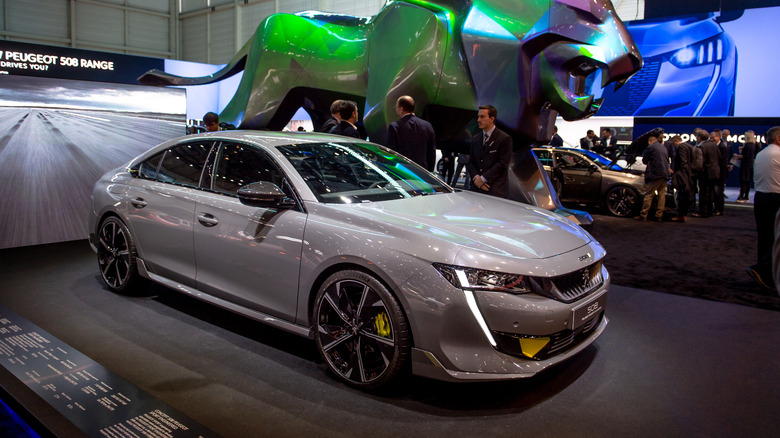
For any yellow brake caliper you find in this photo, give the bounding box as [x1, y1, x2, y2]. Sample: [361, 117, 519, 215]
[374, 312, 391, 338]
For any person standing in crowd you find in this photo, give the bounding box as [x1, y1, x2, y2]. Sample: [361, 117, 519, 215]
[467, 105, 512, 198]
[385, 96, 436, 171]
[722, 128, 731, 154]
[329, 100, 360, 138]
[550, 126, 563, 146]
[439, 150, 456, 183]
[663, 134, 677, 168]
[735, 130, 758, 202]
[451, 152, 471, 188]
[203, 112, 222, 132]
[635, 132, 669, 222]
[693, 129, 719, 218]
[747, 126, 780, 291]
[580, 130, 597, 150]
[712, 129, 729, 215]
[321, 100, 343, 133]
[600, 128, 617, 157]
[670, 136, 693, 222]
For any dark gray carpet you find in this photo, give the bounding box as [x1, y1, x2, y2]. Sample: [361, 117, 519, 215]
[0, 205, 778, 437]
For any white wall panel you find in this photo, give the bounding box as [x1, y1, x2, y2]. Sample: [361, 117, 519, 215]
[6, 0, 69, 39]
[278, 0, 318, 14]
[322, 0, 384, 16]
[181, 14, 209, 63]
[128, 0, 171, 14]
[75, 2, 125, 46]
[240, 1, 275, 45]
[128, 11, 169, 52]
[180, 0, 208, 14]
[208, 7, 235, 64]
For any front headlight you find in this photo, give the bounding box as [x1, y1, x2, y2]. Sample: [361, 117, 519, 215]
[669, 34, 727, 68]
[433, 263, 532, 294]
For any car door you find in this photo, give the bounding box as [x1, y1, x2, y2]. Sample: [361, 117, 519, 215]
[193, 141, 306, 322]
[554, 151, 602, 203]
[125, 140, 215, 286]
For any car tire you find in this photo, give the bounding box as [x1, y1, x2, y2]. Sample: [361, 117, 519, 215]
[605, 185, 640, 217]
[313, 270, 410, 390]
[96, 216, 141, 293]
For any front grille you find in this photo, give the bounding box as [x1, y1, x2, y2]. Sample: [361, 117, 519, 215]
[532, 261, 604, 304]
[597, 57, 662, 116]
[493, 312, 604, 361]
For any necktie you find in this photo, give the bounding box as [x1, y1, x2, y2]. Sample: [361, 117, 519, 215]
[484, 132, 489, 147]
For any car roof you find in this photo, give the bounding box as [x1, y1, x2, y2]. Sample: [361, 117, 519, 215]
[182, 130, 361, 147]
[128, 130, 367, 168]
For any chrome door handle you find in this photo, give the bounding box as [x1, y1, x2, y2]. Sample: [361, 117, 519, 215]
[130, 197, 147, 208]
[197, 213, 219, 227]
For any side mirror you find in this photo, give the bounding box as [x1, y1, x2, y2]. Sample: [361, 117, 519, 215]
[589, 164, 598, 173]
[237, 182, 295, 209]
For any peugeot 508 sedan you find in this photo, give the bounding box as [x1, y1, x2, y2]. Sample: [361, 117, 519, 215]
[90, 131, 609, 390]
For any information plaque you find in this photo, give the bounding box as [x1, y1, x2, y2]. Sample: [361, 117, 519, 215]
[0, 304, 219, 437]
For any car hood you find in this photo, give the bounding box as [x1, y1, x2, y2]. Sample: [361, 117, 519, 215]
[310, 191, 595, 263]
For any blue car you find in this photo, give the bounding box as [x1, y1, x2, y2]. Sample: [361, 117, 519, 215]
[598, 13, 738, 117]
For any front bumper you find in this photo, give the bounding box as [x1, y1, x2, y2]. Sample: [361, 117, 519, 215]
[401, 262, 610, 382]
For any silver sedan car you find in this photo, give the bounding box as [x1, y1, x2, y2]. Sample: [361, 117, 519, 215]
[89, 131, 609, 390]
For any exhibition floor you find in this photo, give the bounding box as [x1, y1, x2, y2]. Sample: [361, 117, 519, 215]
[0, 206, 778, 437]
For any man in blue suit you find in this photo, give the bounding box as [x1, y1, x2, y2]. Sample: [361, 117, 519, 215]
[466, 105, 513, 198]
[386, 96, 437, 171]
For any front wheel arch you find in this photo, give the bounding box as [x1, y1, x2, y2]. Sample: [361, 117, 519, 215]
[312, 269, 412, 390]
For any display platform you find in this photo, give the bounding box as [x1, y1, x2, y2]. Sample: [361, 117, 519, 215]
[0, 236, 778, 437]
[0, 305, 217, 437]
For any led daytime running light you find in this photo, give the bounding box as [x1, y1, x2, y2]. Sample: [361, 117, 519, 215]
[670, 35, 726, 68]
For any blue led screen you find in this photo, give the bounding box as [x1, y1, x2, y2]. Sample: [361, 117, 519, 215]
[598, 6, 780, 118]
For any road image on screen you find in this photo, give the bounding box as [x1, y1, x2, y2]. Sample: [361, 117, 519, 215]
[0, 75, 186, 249]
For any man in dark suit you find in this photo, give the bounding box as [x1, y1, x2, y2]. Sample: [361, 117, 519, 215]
[466, 105, 512, 198]
[712, 129, 730, 216]
[600, 128, 617, 157]
[320, 99, 342, 133]
[386, 96, 436, 171]
[693, 129, 721, 218]
[580, 129, 597, 150]
[550, 125, 563, 146]
[329, 100, 360, 138]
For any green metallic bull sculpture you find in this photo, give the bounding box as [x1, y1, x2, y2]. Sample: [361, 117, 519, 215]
[140, 0, 641, 219]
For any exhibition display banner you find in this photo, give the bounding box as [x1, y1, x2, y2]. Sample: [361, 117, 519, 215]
[0, 40, 164, 84]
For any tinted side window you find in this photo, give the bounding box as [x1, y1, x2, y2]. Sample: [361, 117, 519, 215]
[555, 152, 589, 170]
[212, 142, 284, 194]
[156, 142, 213, 187]
[138, 152, 163, 179]
[535, 150, 553, 167]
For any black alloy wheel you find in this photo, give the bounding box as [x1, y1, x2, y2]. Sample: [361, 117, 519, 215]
[97, 216, 140, 293]
[314, 270, 410, 390]
[605, 185, 639, 217]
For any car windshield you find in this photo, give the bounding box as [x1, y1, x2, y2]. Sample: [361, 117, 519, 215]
[578, 149, 625, 171]
[278, 142, 451, 203]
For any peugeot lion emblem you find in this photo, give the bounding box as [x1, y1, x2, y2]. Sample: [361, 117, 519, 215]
[581, 270, 591, 289]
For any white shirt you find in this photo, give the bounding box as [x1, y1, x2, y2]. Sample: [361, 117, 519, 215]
[754, 143, 780, 193]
